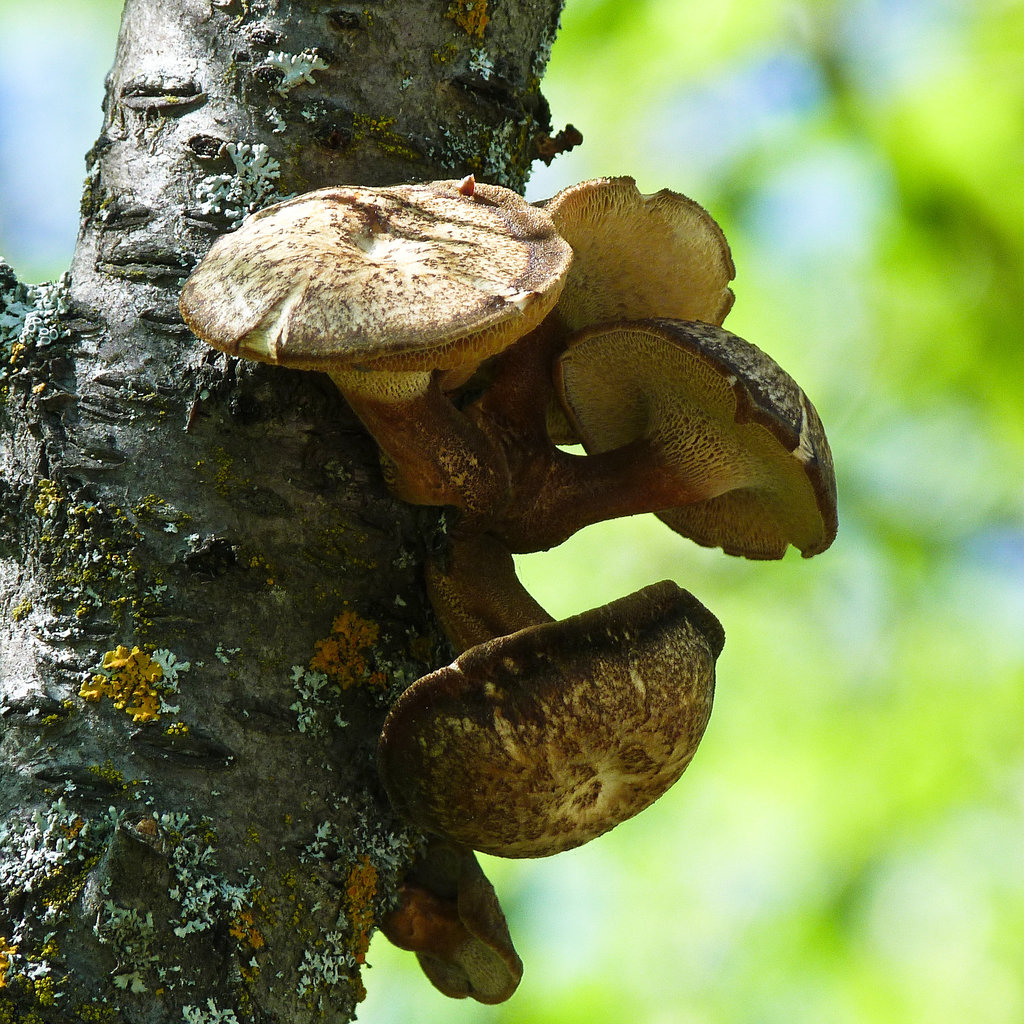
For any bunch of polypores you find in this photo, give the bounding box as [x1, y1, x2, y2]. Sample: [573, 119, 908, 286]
[180, 175, 837, 1003]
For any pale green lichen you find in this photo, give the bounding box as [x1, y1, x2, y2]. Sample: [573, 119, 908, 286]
[92, 902, 157, 993]
[467, 47, 494, 80]
[157, 813, 256, 941]
[0, 260, 70, 370]
[0, 799, 96, 903]
[0, 801, 120, 1002]
[195, 143, 284, 228]
[430, 114, 535, 191]
[183, 999, 241, 1024]
[262, 49, 328, 96]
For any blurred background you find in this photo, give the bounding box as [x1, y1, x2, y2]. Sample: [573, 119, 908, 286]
[2, 0, 1022, 1021]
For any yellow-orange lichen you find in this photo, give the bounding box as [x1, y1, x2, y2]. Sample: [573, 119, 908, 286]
[229, 909, 266, 951]
[345, 855, 378, 968]
[79, 645, 163, 722]
[309, 608, 386, 689]
[0, 936, 17, 988]
[446, 0, 488, 37]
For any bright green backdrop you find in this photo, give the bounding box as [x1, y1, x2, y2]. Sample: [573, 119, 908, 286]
[2, 1, 1022, 1022]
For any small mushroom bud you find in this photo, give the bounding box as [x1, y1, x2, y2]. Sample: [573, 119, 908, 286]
[179, 179, 572, 515]
[379, 580, 724, 857]
[379, 841, 523, 1004]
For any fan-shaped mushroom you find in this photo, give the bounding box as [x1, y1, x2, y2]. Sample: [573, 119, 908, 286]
[553, 318, 838, 557]
[379, 579, 723, 857]
[465, 318, 836, 558]
[179, 178, 572, 514]
[542, 175, 736, 332]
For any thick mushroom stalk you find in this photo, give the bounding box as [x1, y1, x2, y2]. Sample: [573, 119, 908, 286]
[179, 178, 572, 516]
[378, 580, 724, 858]
[465, 318, 838, 558]
[425, 532, 553, 652]
[379, 842, 523, 1004]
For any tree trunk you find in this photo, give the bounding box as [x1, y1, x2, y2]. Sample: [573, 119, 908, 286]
[0, 1, 565, 1019]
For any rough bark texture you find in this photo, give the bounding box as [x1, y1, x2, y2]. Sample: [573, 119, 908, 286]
[0, 0, 565, 1019]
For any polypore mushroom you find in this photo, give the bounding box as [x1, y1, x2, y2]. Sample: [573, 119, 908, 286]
[379, 579, 723, 857]
[462, 317, 836, 557]
[380, 841, 523, 1004]
[179, 177, 572, 515]
[552, 318, 838, 558]
[541, 175, 736, 332]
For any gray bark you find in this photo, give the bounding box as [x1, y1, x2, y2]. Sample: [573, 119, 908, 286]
[0, 0, 565, 1019]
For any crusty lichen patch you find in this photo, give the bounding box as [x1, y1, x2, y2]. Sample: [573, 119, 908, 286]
[309, 608, 386, 690]
[446, 0, 488, 37]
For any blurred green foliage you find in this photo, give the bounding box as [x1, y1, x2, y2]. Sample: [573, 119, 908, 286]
[1, 0, 1021, 1021]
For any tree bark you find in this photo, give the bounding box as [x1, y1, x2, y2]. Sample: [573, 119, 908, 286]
[0, 1, 565, 1019]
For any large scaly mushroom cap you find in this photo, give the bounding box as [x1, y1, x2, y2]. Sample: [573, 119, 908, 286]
[555, 318, 838, 558]
[378, 580, 724, 858]
[180, 178, 571, 375]
[179, 178, 573, 513]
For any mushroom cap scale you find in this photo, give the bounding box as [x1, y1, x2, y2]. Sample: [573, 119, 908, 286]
[179, 179, 572, 375]
[556, 319, 838, 559]
[378, 580, 723, 858]
[541, 176, 736, 333]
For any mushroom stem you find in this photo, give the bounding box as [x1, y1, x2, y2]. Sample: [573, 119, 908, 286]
[329, 368, 511, 516]
[426, 532, 553, 652]
[489, 438, 729, 554]
[467, 318, 566, 448]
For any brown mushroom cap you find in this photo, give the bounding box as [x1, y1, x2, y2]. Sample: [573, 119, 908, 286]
[378, 580, 723, 858]
[541, 176, 736, 333]
[179, 178, 572, 515]
[179, 178, 572, 377]
[555, 318, 838, 558]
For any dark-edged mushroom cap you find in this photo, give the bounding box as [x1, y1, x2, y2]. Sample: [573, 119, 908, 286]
[541, 176, 736, 333]
[555, 318, 838, 558]
[378, 580, 723, 858]
[380, 842, 523, 1004]
[179, 178, 573, 514]
[180, 178, 571, 375]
